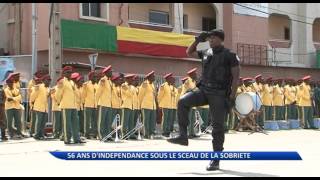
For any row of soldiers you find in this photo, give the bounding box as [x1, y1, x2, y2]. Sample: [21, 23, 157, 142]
[3, 67, 318, 143]
[225, 74, 320, 131]
[0, 65, 210, 143]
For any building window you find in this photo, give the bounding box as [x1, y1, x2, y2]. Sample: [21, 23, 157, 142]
[149, 10, 169, 25]
[284, 27, 290, 40]
[202, 17, 216, 31]
[79, 3, 109, 22]
[183, 14, 188, 29]
[82, 3, 101, 18]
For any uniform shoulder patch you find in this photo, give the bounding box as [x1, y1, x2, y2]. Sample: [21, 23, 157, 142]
[206, 48, 213, 56]
[236, 55, 240, 62]
[227, 50, 240, 62]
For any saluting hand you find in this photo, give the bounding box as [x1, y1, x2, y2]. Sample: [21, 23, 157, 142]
[195, 32, 208, 43]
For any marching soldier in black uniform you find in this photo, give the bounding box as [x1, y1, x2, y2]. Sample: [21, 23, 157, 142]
[167, 29, 240, 171]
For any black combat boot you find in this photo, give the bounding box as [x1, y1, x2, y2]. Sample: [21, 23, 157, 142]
[206, 160, 220, 171]
[167, 125, 189, 145]
[167, 135, 188, 146]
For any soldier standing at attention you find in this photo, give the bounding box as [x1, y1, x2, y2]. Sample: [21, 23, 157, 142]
[260, 77, 273, 122]
[82, 71, 99, 139]
[71, 73, 84, 137]
[55, 66, 85, 144]
[298, 76, 315, 129]
[4, 77, 23, 139]
[158, 73, 176, 137]
[284, 79, 297, 121]
[273, 79, 285, 121]
[138, 71, 157, 139]
[30, 75, 51, 140]
[110, 74, 123, 139]
[121, 74, 135, 139]
[27, 70, 44, 136]
[96, 65, 113, 141]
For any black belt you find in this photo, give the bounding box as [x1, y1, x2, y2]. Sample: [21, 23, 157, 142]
[201, 82, 227, 90]
[199, 82, 228, 96]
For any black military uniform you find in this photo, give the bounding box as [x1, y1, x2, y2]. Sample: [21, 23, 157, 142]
[0, 84, 8, 140]
[168, 29, 240, 171]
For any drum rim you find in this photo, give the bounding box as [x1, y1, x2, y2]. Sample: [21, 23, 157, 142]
[235, 92, 262, 115]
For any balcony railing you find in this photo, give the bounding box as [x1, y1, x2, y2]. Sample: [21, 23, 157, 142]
[128, 20, 173, 32]
[237, 43, 269, 66]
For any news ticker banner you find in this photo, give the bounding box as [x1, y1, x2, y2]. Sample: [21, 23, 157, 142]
[50, 151, 302, 161]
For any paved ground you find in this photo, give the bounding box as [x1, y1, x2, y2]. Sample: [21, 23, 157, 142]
[0, 129, 319, 177]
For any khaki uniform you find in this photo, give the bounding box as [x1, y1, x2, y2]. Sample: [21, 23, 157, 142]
[55, 77, 80, 143]
[138, 80, 157, 137]
[4, 86, 22, 137]
[298, 83, 314, 128]
[111, 84, 122, 127]
[260, 84, 273, 121]
[82, 81, 98, 137]
[273, 85, 285, 120]
[121, 82, 135, 137]
[284, 85, 298, 120]
[158, 82, 177, 136]
[30, 83, 49, 139]
[96, 77, 113, 139]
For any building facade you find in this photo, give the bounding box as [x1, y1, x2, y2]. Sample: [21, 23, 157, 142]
[0, 3, 319, 81]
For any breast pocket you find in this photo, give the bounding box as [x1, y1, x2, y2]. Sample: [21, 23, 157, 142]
[202, 55, 211, 71]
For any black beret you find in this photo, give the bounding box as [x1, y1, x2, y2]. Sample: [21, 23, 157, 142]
[208, 29, 225, 41]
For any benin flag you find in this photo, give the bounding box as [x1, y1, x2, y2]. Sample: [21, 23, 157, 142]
[117, 26, 195, 58]
[61, 19, 195, 58]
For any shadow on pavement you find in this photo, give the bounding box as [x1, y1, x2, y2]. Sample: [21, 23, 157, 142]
[179, 169, 280, 177]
